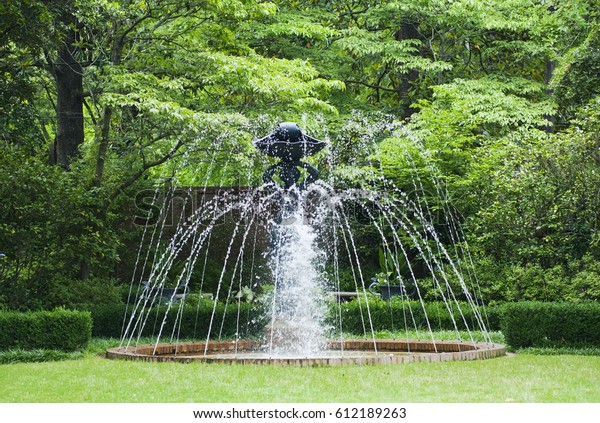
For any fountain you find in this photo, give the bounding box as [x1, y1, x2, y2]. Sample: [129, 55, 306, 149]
[106, 122, 505, 365]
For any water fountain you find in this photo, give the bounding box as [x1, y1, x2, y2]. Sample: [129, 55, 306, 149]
[106, 122, 505, 365]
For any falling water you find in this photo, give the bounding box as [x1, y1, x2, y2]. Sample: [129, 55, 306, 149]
[264, 191, 328, 356]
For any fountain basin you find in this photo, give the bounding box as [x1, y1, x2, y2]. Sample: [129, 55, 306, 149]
[106, 339, 505, 366]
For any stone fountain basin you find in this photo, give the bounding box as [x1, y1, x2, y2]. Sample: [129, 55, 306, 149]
[106, 339, 505, 366]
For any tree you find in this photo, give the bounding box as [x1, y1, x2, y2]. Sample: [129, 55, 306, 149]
[2, 0, 599, 308]
[0, 0, 346, 290]
[0, 0, 62, 148]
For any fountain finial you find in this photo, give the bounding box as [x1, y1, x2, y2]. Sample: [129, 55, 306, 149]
[255, 122, 326, 189]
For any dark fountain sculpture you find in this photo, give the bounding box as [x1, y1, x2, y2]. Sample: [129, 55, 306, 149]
[254, 122, 327, 190]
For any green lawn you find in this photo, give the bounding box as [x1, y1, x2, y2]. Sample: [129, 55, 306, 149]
[1, 353, 598, 402]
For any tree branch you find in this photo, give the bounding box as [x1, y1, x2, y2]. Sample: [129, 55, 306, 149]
[83, 98, 98, 126]
[102, 138, 186, 214]
[345, 79, 399, 93]
[339, 9, 369, 16]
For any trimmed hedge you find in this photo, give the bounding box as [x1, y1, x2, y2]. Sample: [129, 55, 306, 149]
[328, 298, 500, 334]
[0, 309, 92, 351]
[90, 300, 266, 339]
[500, 301, 600, 348]
[88, 299, 599, 349]
[93, 299, 498, 340]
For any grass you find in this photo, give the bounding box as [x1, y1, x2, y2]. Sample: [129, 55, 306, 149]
[0, 348, 84, 364]
[0, 336, 599, 402]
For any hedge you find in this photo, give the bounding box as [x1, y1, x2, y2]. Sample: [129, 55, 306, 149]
[91, 300, 600, 349]
[0, 309, 92, 351]
[500, 301, 600, 348]
[90, 300, 266, 339]
[91, 299, 499, 340]
[327, 298, 500, 334]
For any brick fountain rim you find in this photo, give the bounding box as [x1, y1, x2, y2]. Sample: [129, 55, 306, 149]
[106, 339, 505, 366]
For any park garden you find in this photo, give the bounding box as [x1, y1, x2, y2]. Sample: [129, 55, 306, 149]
[1, 0, 600, 402]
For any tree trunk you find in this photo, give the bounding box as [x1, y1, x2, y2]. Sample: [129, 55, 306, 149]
[93, 23, 124, 188]
[52, 24, 84, 167]
[395, 21, 422, 119]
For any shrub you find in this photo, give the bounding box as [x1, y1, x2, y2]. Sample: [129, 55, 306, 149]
[0, 147, 126, 312]
[45, 276, 124, 311]
[90, 299, 266, 339]
[500, 301, 600, 348]
[0, 309, 92, 351]
[461, 255, 600, 304]
[327, 297, 499, 335]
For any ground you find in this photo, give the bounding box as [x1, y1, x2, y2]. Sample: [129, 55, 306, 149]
[1, 353, 598, 402]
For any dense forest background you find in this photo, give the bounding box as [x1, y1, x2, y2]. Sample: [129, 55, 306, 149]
[1, 0, 599, 311]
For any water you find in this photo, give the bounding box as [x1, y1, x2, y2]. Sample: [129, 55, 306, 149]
[265, 191, 328, 356]
[119, 121, 493, 357]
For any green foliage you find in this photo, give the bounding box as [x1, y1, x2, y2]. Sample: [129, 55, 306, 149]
[466, 255, 600, 303]
[466, 100, 600, 271]
[0, 146, 125, 310]
[0, 69, 46, 148]
[0, 309, 92, 351]
[90, 300, 266, 339]
[500, 301, 600, 348]
[1, 0, 599, 314]
[552, 25, 600, 118]
[315, 0, 591, 114]
[412, 77, 555, 137]
[45, 277, 124, 311]
[327, 298, 499, 335]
